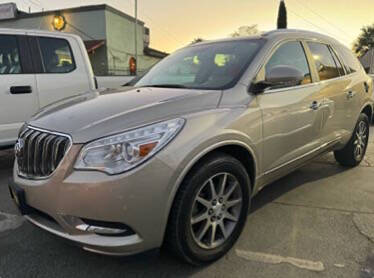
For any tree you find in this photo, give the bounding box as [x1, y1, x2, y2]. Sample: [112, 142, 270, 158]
[353, 25, 374, 57]
[231, 25, 259, 37]
[191, 38, 204, 44]
[277, 0, 287, 29]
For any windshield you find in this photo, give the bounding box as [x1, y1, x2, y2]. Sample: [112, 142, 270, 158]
[134, 39, 265, 90]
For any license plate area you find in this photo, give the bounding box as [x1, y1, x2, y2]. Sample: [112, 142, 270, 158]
[8, 179, 33, 215]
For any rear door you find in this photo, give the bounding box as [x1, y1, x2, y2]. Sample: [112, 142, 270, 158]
[335, 45, 367, 131]
[28, 34, 91, 108]
[256, 40, 325, 174]
[305, 41, 351, 144]
[0, 34, 38, 146]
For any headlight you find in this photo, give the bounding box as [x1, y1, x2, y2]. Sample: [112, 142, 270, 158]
[75, 118, 185, 174]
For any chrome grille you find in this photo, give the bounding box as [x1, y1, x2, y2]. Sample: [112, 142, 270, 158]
[16, 127, 72, 178]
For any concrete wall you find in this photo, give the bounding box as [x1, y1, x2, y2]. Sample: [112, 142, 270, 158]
[105, 9, 156, 75]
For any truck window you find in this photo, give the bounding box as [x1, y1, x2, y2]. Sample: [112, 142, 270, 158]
[0, 35, 22, 74]
[38, 37, 76, 73]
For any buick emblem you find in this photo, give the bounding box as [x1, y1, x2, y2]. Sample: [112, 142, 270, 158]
[15, 138, 25, 158]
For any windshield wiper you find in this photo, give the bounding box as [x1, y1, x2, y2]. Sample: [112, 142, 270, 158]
[140, 84, 188, 89]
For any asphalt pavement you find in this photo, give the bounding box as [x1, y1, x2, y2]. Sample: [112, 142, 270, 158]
[0, 128, 373, 278]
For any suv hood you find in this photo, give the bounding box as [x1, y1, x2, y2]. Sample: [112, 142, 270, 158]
[29, 87, 222, 143]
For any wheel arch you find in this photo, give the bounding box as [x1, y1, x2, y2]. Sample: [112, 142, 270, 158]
[177, 141, 257, 193]
[162, 140, 258, 246]
[361, 104, 373, 123]
[164, 140, 258, 218]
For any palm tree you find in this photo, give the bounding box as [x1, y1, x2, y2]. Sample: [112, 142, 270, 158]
[354, 25, 374, 57]
[277, 0, 287, 29]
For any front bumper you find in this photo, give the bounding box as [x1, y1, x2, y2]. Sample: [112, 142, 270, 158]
[11, 145, 176, 256]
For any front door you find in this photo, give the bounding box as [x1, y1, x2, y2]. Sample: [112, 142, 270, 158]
[255, 41, 324, 175]
[0, 34, 38, 146]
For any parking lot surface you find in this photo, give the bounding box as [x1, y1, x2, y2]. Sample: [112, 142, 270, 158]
[0, 128, 374, 278]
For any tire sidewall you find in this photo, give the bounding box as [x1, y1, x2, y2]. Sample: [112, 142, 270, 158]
[176, 155, 251, 264]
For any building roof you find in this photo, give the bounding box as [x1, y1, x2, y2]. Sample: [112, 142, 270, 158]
[16, 4, 144, 25]
[144, 47, 169, 58]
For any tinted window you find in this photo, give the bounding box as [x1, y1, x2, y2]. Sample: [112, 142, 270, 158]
[39, 37, 75, 73]
[329, 46, 345, 76]
[337, 46, 363, 74]
[0, 35, 22, 74]
[307, 42, 340, 81]
[135, 39, 264, 90]
[265, 41, 312, 86]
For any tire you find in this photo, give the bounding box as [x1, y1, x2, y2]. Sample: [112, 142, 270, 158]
[334, 113, 370, 167]
[164, 152, 251, 265]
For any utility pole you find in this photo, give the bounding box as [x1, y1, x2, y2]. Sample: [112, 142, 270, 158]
[134, 0, 138, 75]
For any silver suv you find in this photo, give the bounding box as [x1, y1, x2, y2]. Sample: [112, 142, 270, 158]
[9, 29, 374, 265]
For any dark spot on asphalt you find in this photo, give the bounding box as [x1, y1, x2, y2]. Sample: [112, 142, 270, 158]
[361, 252, 374, 278]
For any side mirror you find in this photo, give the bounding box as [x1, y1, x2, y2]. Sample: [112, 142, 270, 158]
[250, 65, 305, 94]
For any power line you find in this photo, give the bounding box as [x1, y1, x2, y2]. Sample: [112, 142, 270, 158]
[123, 0, 184, 47]
[291, 0, 351, 38]
[287, 8, 351, 45]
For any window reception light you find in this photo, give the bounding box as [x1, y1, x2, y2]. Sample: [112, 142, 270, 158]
[53, 15, 66, 31]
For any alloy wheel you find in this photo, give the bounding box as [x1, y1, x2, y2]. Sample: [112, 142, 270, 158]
[354, 120, 368, 161]
[190, 173, 243, 250]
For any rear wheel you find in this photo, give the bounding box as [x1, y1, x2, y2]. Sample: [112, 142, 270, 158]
[334, 113, 370, 167]
[164, 153, 251, 265]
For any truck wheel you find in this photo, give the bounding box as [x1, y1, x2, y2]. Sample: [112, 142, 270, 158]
[334, 113, 370, 167]
[164, 153, 250, 265]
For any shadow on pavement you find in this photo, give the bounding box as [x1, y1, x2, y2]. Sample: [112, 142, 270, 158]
[0, 149, 14, 170]
[251, 160, 347, 213]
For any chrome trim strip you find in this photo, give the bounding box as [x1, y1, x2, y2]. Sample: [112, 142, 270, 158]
[25, 215, 141, 248]
[263, 138, 341, 176]
[75, 224, 128, 235]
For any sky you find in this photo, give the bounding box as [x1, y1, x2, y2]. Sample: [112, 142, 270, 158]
[1, 0, 373, 53]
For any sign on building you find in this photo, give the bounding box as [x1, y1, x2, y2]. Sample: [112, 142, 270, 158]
[0, 3, 17, 21]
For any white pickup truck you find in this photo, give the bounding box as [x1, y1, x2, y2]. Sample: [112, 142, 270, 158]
[0, 28, 134, 148]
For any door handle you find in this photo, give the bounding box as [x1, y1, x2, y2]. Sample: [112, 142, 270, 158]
[10, 86, 32, 94]
[310, 101, 321, 110]
[346, 91, 356, 99]
[364, 82, 369, 93]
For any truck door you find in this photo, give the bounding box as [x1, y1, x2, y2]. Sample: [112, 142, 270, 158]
[29, 35, 92, 108]
[0, 34, 38, 147]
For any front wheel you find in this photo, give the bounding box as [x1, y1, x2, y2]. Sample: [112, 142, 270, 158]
[334, 113, 370, 167]
[164, 153, 251, 265]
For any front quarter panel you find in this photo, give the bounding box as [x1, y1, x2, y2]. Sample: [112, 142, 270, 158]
[157, 105, 263, 228]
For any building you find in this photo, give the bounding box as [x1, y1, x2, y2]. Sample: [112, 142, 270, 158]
[0, 3, 168, 76]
